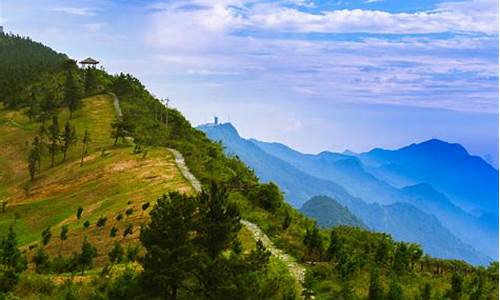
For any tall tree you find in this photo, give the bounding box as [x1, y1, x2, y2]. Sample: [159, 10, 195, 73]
[368, 268, 383, 300]
[387, 276, 404, 300]
[140, 192, 199, 299]
[78, 237, 97, 275]
[446, 273, 463, 300]
[84, 67, 98, 96]
[59, 225, 68, 254]
[64, 70, 81, 119]
[61, 121, 77, 161]
[303, 222, 323, 261]
[48, 115, 60, 167]
[41, 226, 52, 246]
[111, 117, 132, 145]
[80, 129, 90, 167]
[0, 227, 27, 293]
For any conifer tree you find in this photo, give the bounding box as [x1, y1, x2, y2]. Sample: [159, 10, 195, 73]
[387, 276, 404, 300]
[0, 227, 27, 293]
[303, 222, 323, 261]
[41, 226, 52, 246]
[48, 115, 60, 167]
[59, 225, 68, 253]
[61, 121, 77, 162]
[64, 70, 81, 119]
[368, 268, 383, 300]
[108, 242, 124, 264]
[78, 237, 97, 275]
[76, 207, 83, 220]
[80, 129, 90, 167]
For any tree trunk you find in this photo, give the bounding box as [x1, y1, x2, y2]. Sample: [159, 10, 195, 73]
[80, 145, 86, 167]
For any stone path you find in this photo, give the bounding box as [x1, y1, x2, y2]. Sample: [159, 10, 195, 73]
[113, 94, 306, 290]
[166, 148, 306, 286]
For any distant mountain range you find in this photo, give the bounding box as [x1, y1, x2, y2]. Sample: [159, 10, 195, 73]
[198, 122, 498, 265]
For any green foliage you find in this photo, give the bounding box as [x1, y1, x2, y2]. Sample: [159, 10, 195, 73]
[249, 182, 283, 212]
[303, 223, 323, 261]
[32, 247, 49, 273]
[0, 33, 67, 108]
[387, 276, 404, 300]
[368, 268, 383, 300]
[96, 216, 107, 228]
[83, 220, 90, 229]
[76, 207, 83, 220]
[140, 184, 291, 299]
[0, 227, 27, 293]
[77, 237, 97, 275]
[123, 224, 133, 237]
[108, 242, 123, 264]
[41, 226, 52, 246]
[61, 121, 77, 161]
[109, 227, 118, 238]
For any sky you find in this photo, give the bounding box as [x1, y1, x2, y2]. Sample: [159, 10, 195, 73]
[1, 0, 498, 166]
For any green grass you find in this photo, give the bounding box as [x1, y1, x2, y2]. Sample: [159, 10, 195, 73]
[0, 95, 193, 261]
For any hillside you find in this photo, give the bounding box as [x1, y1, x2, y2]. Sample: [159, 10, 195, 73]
[300, 196, 366, 229]
[0, 95, 192, 261]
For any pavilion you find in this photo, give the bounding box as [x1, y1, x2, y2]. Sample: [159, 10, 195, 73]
[79, 57, 99, 68]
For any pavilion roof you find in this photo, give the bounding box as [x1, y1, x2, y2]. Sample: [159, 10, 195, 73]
[80, 57, 99, 64]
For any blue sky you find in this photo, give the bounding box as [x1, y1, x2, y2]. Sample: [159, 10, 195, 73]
[1, 0, 498, 166]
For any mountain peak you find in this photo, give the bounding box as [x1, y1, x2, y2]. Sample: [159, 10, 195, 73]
[404, 139, 469, 157]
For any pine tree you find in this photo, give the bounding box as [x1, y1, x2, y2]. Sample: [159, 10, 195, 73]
[84, 67, 98, 96]
[28, 136, 42, 180]
[59, 225, 68, 254]
[387, 276, 404, 300]
[64, 70, 81, 119]
[368, 268, 383, 300]
[61, 121, 77, 161]
[41, 226, 52, 246]
[140, 193, 199, 299]
[76, 207, 83, 220]
[446, 273, 463, 300]
[108, 242, 124, 264]
[80, 129, 90, 167]
[303, 222, 323, 261]
[0, 227, 27, 292]
[48, 115, 60, 167]
[32, 247, 49, 273]
[78, 237, 97, 275]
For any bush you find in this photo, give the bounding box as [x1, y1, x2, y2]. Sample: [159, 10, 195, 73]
[83, 220, 90, 228]
[97, 216, 108, 228]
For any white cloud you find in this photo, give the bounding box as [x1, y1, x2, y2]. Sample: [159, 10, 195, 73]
[52, 7, 96, 16]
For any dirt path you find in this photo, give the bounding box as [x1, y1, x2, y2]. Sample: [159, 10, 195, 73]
[166, 148, 306, 286]
[113, 95, 306, 289]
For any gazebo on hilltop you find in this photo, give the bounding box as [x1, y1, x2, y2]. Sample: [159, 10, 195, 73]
[79, 57, 99, 68]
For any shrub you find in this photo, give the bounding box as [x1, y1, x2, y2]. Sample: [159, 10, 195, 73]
[97, 216, 108, 228]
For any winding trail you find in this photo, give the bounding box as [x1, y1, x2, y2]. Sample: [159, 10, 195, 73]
[166, 148, 306, 286]
[111, 94, 305, 289]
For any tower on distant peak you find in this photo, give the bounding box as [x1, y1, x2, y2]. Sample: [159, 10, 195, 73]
[214, 116, 219, 125]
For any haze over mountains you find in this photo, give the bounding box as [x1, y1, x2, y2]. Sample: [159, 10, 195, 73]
[198, 122, 498, 265]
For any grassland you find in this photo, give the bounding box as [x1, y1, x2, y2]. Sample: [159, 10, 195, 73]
[0, 95, 193, 262]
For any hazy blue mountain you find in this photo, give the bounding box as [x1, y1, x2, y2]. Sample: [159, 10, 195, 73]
[358, 139, 499, 216]
[252, 139, 406, 205]
[198, 123, 489, 265]
[252, 138, 498, 260]
[300, 196, 366, 229]
[401, 183, 498, 259]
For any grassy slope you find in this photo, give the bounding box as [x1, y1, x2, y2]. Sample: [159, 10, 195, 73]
[0, 95, 192, 262]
